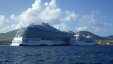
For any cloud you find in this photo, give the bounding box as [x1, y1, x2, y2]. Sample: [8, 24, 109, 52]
[75, 14, 112, 33]
[53, 23, 69, 32]
[0, 15, 10, 32]
[0, 14, 19, 32]
[75, 26, 88, 31]
[0, 15, 5, 27]
[11, 0, 78, 30]
[0, 0, 78, 33]
[0, 0, 112, 36]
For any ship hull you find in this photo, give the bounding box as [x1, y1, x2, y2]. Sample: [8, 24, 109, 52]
[75, 41, 96, 45]
[21, 40, 66, 46]
[10, 38, 67, 46]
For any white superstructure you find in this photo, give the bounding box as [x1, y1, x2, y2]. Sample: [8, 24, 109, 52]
[73, 33, 96, 45]
[10, 37, 22, 46]
[71, 34, 96, 45]
[10, 28, 26, 46]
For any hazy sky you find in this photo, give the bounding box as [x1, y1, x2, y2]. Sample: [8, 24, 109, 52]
[0, 0, 113, 36]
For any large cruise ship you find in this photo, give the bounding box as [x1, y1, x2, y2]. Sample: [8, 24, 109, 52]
[10, 23, 74, 46]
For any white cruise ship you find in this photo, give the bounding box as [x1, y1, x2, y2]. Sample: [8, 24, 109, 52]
[72, 33, 96, 45]
[10, 23, 74, 46]
[70, 33, 96, 45]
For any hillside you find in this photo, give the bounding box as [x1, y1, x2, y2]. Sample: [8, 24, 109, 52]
[76, 31, 111, 40]
[0, 30, 17, 44]
[105, 35, 113, 40]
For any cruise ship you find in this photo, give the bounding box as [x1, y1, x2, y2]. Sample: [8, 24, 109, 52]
[10, 23, 74, 46]
[72, 33, 96, 45]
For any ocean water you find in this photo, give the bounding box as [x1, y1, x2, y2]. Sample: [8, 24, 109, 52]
[0, 46, 113, 64]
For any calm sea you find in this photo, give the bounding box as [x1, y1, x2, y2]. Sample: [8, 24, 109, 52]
[0, 46, 113, 64]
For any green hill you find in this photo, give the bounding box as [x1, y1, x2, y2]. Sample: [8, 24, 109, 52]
[76, 31, 112, 40]
[0, 30, 17, 44]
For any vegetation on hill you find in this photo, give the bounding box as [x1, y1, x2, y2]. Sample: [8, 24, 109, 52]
[0, 30, 17, 44]
[76, 31, 108, 40]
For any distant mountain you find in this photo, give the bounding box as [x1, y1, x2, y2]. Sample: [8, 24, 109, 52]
[76, 31, 111, 40]
[0, 29, 17, 44]
[105, 35, 113, 40]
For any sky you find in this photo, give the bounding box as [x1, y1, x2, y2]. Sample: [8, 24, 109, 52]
[0, 0, 113, 36]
